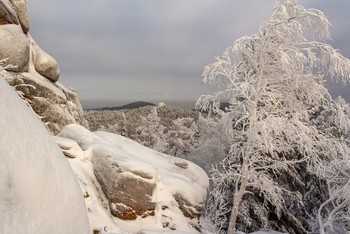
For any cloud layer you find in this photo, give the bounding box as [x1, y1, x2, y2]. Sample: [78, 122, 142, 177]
[27, 0, 350, 108]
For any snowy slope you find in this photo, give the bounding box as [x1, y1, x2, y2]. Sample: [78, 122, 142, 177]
[0, 77, 89, 234]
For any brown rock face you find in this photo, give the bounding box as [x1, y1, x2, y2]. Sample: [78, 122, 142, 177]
[0, 17, 7, 24]
[108, 175, 156, 220]
[93, 155, 157, 220]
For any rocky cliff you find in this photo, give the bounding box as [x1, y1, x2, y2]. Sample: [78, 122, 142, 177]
[0, 0, 84, 134]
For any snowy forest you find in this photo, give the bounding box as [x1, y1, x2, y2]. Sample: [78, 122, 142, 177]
[2, 0, 350, 234]
[85, 0, 350, 233]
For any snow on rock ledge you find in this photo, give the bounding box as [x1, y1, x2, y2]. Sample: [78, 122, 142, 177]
[58, 124, 209, 233]
[3, 69, 85, 134]
[0, 77, 89, 234]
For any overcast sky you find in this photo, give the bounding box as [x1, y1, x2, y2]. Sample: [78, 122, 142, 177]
[26, 0, 350, 108]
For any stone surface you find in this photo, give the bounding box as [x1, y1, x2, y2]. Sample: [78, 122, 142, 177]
[9, 0, 29, 33]
[30, 37, 60, 82]
[2, 70, 84, 135]
[0, 0, 18, 25]
[93, 153, 157, 220]
[173, 193, 202, 220]
[0, 24, 29, 72]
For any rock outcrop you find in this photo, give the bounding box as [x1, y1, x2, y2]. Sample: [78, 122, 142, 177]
[3, 70, 84, 134]
[89, 138, 208, 228]
[58, 124, 209, 233]
[0, 0, 84, 134]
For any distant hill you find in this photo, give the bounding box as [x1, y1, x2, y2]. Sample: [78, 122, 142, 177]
[90, 101, 156, 111]
[88, 100, 230, 112]
[84, 102, 201, 132]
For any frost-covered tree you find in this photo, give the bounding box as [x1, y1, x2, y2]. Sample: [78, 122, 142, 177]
[136, 107, 200, 157]
[164, 117, 198, 156]
[188, 114, 231, 172]
[136, 107, 169, 152]
[84, 104, 201, 158]
[197, 0, 350, 233]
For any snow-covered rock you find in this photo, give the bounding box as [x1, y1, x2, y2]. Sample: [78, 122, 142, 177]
[3, 69, 85, 134]
[58, 124, 209, 233]
[0, 77, 89, 234]
[94, 154, 157, 220]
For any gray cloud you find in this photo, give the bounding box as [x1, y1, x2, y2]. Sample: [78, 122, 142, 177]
[27, 0, 350, 108]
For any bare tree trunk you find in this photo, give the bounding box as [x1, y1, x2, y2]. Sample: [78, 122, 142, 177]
[227, 161, 249, 234]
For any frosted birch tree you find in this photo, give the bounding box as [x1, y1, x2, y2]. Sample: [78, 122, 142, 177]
[197, 0, 350, 233]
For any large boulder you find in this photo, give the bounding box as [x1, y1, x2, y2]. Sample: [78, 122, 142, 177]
[0, 24, 29, 72]
[0, 0, 29, 72]
[30, 37, 60, 82]
[93, 154, 157, 220]
[58, 124, 209, 233]
[89, 131, 208, 229]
